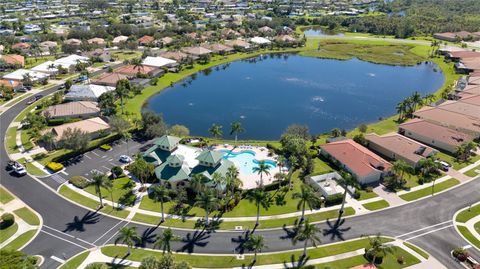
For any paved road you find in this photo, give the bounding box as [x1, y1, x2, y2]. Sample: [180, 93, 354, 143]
[1, 83, 479, 268]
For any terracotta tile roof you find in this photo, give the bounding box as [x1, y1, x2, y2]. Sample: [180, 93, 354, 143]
[43, 101, 100, 118]
[87, 37, 105, 45]
[459, 94, 480, 106]
[64, 38, 82, 45]
[435, 100, 480, 119]
[91, 72, 129, 86]
[12, 42, 31, 50]
[399, 118, 475, 147]
[448, 51, 480, 59]
[320, 139, 391, 177]
[202, 43, 234, 53]
[413, 106, 480, 134]
[51, 117, 110, 138]
[0, 54, 25, 66]
[115, 64, 158, 76]
[365, 133, 437, 164]
[468, 76, 480, 85]
[138, 35, 154, 44]
[0, 79, 21, 89]
[224, 39, 250, 48]
[181, 46, 212, 56]
[158, 51, 188, 62]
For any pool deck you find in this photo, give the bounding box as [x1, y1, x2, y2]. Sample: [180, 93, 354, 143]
[213, 144, 286, 189]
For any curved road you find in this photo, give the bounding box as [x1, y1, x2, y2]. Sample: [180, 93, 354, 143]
[1, 85, 479, 269]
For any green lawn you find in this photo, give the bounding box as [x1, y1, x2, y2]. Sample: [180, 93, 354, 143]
[311, 157, 335, 175]
[20, 130, 34, 151]
[16, 158, 48, 177]
[457, 225, 480, 249]
[132, 207, 355, 230]
[0, 187, 14, 204]
[5, 127, 18, 154]
[399, 178, 460, 201]
[455, 204, 480, 223]
[84, 177, 135, 206]
[362, 200, 390, 211]
[59, 251, 90, 269]
[102, 237, 395, 267]
[356, 189, 378, 201]
[464, 165, 480, 177]
[59, 185, 129, 218]
[0, 223, 18, 243]
[25, 56, 56, 69]
[4, 93, 31, 107]
[436, 152, 480, 171]
[475, 222, 479, 234]
[112, 51, 142, 61]
[2, 230, 37, 250]
[403, 242, 429, 259]
[13, 207, 40, 226]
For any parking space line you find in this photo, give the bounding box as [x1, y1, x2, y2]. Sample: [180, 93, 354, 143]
[60, 170, 69, 176]
[109, 162, 117, 166]
[84, 154, 92, 159]
[91, 151, 100, 157]
[108, 158, 113, 161]
[102, 155, 107, 158]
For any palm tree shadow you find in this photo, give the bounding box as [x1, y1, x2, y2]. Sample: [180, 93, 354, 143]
[137, 225, 159, 247]
[283, 254, 312, 269]
[322, 216, 351, 241]
[63, 210, 100, 233]
[231, 228, 253, 254]
[280, 221, 300, 240]
[177, 228, 210, 253]
[108, 254, 133, 268]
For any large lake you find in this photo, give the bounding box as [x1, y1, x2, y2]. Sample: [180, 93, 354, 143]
[146, 55, 444, 140]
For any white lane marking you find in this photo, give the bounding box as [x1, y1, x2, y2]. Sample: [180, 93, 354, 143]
[50, 256, 66, 264]
[395, 220, 452, 238]
[91, 151, 100, 157]
[92, 220, 125, 244]
[108, 158, 113, 162]
[102, 166, 110, 170]
[102, 155, 107, 159]
[43, 225, 96, 247]
[404, 224, 454, 241]
[41, 230, 88, 250]
[101, 221, 130, 246]
[109, 162, 117, 166]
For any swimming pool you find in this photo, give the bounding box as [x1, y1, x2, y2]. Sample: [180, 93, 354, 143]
[219, 150, 277, 175]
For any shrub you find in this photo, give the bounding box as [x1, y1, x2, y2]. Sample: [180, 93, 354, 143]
[452, 247, 469, 262]
[324, 193, 343, 206]
[99, 144, 112, 151]
[1, 213, 15, 229]
[397, 256, 405, 264]
[364, 247, 385, 264]
[366, 186, 373, 192]
[69, 176, 89, 189]
[46, 162, 64, 172]
[352, 190, 361, 199]
[111, 166, 123, 178]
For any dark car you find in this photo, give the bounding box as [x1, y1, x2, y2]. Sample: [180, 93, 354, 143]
[6, 161, 19, 171]
[26, 97, 36, 105]
[35, 95, 43, 100]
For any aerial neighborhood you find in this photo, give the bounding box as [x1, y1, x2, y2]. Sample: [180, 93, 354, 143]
[0, 0, 479, 269]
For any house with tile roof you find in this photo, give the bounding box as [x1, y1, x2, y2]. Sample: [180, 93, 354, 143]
[47, 117, 110, 141]
[413, 106, 480, 136]
[42, 101, 100, 119]
[319, 139, 392, 185]
[91, 72, 129, 87]
[0, 54, 25, 68]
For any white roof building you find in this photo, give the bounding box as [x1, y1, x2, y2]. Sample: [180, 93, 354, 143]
[250, 36, 271, 45]
[2, 69, 50, 82]
[31, 61, 58, 74]
[64, 84, 115, 101]
[53, 54, 89, 69]
[142, 56, 177, 68]
[113, 35, 129, 44]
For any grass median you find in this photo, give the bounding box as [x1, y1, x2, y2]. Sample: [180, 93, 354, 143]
[13, 207, 40, 226]
[457, 225, 480, 249]
[455, 204, 480, 223]
[399, 178, 460, 202]
[362, 200, 390, 211]
[0, 187, 14, 204]
[2, 230, 37, 250]
[59, 251, 90, 269]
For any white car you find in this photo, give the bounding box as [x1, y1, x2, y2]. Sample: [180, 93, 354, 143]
[435, 160, 450, 172]
[14, 164, 27, 176]
[119, 155, 132, 163]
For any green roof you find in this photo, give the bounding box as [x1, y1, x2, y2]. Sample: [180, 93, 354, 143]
[191, 159, 235, 179]
[167, 154, 184, 165]
[196, 150, 224, 164]
[155, 162, 191, 182]
[154, 135, 181, 150]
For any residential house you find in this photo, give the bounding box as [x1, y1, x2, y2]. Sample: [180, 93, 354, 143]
[11, 42, 31, 52]
[115, 64, 163, 78]
[0, 54, 25, 68]
[142, 56, 178, 68]
[224, 39, 251, 51]
[87, 37, 106, 47]
[64, 38, 82, 46]
[365, 133, 437, 167]
[202, 43, 234, 54]
[2, 69, 49, 84]
[274, 35, 297, 43]
[39, 41, 58, 53]
[31, 61, 59, 75]
[398, 119, 475, 154]
[319, 139, 392, 185]
[84, 49, 111, 62]
[159, 37, 173, 46]
[413, 106, 480, 136]
[112, 35, 128, 45]
[250, 36, 271, 46]
[258, 26, 274, 35]
[42, 101, 100, 119]
[64, 84, 115, 101]
[138, 35, 155, 46]
[181, 46, 212, 57]
[48, 117, 110, 140]
[91, 72, 129, 87]
[0, 79, 22, 91]
[157, 51, 189, 62]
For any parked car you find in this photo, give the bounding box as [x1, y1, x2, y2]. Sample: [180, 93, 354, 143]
[14, 165, 27, 176]
[435, 160, 450, 172]
[26, 97, 36, 105]
[119, 155, 132, 163]
[6, 161, 19, 171]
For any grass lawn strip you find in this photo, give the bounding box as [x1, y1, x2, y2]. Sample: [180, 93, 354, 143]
[100, 239, 422, 269]
[403, 242, 429, 259]
[399, 178, 460, 202]
[13, 207, 40, 226]
[356, 190, 378, 201]
[83, 177, 135, 205]
[59, 185, 129, 219]
[132, 207, 355, 230]
[16, 157, 48, 177]
[0, 223, 19, 244]
[362, 200, 390, 211]
[474, 222, 479, 234]
[464, 165, 480, 177]
[5, 127, 18, 154]
[455, 204, 480, 223]
[2, 230, 37, 250]
[4, 93, 32, 107]
[59, 251, 90, 269]
[0, 187, 14, 204]
[457, 225, 480, 249]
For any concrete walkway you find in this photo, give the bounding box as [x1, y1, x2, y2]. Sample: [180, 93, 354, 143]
[373, 185, 406, 207]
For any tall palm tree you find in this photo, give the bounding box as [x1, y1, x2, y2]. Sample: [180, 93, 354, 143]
[115, 226, 140, 255]
[190, 173, 208, 193]
[336, 172, 357, 216]
[391, 160, 409, 187]
[423, 93, 436, 105]
[245, 235, 266, 263]
[395, 100, 408, 121]
[230, 121, 245, 144]
[212, 172, 226, 195]
[225, 165, 240, 195]
[154, 228, 180, 253]
[246, 188, 271, 227]
[88, 171, 110, 208]
[208, 124, 223, 140]
[252, 160, 271, 187]
[194, 190, 218, 226]
[287, 155, 298, 189]
[293, 219, 321, 257]
[48, 63, 57, 78]
[277, 155, 286, 173]
[151, 184, 171, 222]
[115, 79, 131, 114]
[292, 185, 321, 224]
[410, 91, 422, 111]
[131, 58, 144, 72]
[362, 234, 395, 265]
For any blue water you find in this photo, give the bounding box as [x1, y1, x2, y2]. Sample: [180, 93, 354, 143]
[220, 150, 277, 175]
[146, 55, 444, 140]
[303, 27, 344, 37]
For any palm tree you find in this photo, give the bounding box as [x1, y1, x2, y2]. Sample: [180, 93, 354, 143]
[287, 155, 298, 189]
[154, 228, 180, 253]
[88, 171, 110, 208]
[246, 188, 271, 227]
[292, 185, 321, 224]
[293, 219, 321, 257]
[115, 79, 131, 114]
[423, 93, 436, 105]
[151, 184, 171, 222]
[395, 100, 408, 121]
[212, 172, 226, 195]
[208, 124, 223, 140]
[245, 235, 266, 263]
[252, 160, 271, 187]
[410, 91, 422, 111]
[189, 173, 208, 193]
[48, 63, 57, 78]
[115, 226, 140, 255]
[391, 160, 409, 187]
[131, 58, 144, 72]
[225, 165, 241, 195]
[277, 155, 286, 173]
[230, 121, 245, 144]
[194, 190, 218, 226]
[336, 172, 357, 216]
[362, 234, 395, 265]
